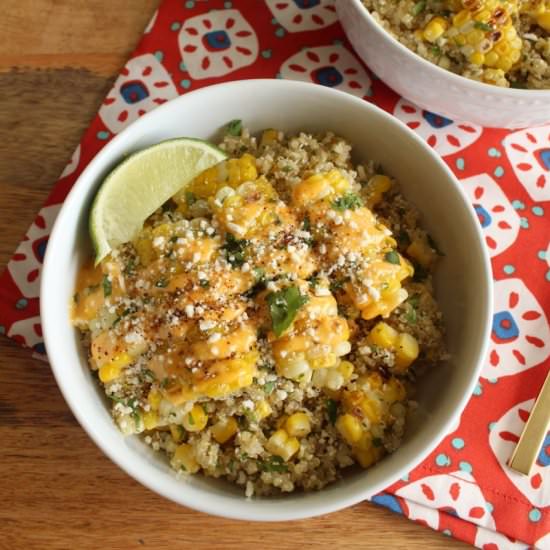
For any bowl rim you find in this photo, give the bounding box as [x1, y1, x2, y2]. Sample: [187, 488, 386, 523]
[348, 0, 550, 98]
[40, 78, 493, 521]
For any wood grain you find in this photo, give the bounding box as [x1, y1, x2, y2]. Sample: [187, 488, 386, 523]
[0, 1, 470, 548]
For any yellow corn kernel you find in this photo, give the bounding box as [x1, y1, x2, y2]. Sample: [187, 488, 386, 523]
[211, 416, 238, 444]
[406, 238, 437, 268]
[366, 174, 391, 206]
[170, 424, 185, 443]
[261, 128, 279, 146]
[496, 56, 513, 72]
[484, 50, 499, 66]
[99, 352, 132, 382]
[336, 413, 363, 445]
[285, 412, 311, 438]
[172, 443, 200, 473]
[308, 352, 338, 370]
[338, 360, 354, 382]
[423, 17, 448, 42]
[537, 12, 550, 31]
[368, 322, 398, 349]
[142, 410, 158, 430]
[182, 404, 208, 432]
[255, 400, 273, 421]
[354, 442, 383, 469]
[147, 388, 162, 411]
[470, 51, 485, 65]
[394, 333, 420, 372]
[453, 9, 471, 27]
[384, 378, 407, 403]
[292, 169, 351, 207]
[134, 234, 155, 266]
[266, 429, 300, 461]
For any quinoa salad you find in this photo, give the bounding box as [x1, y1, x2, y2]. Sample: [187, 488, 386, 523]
[362, 0, 550, 89]
[73, 123, 447, 496]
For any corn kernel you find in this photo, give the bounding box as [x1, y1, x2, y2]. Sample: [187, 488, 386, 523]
[170, 424, 185, 443]
[172, 443, 200, 473]
[354, 443, 383, 468]
[537, 12, 550, 31]
[260, 128, 279, 147]
[99, 352, 132, 382]
[147, 389, 162, 411]
[266, 429, 300, 461]
[394, 332, 420, 372]
[470, 51, 485, 65]
[285, 412, 311, 438]
[484, 50, 499, 66]
[453, 9, 471, 27]
[255, 400, 273, 421]
[336, 414, 363, 445]
[423, 17, 448, 42]
[406, 238, 437, 268]
[368, 322, 398, 349]
[338, 361, 354, 382]
[384, 378, 407, 403]
[142, 410, 158, 430]
[182, 404, 208, 432]
[211, 416, 238, 444]
[367, 175, 391, 206]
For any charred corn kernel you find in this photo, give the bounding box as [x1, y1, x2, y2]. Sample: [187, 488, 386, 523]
[366, 175, 391, 206]
[394, 333, 420, 372]
[423, 17, 448, 42]
[407, 238, 437, 268]
[99, 353, 132, 382]
[285, 412, 311, 438]
[368, 322, 399, 349]
[266, 429, 300, 461]
[172, 443, 200, 473]
[142, 411, 158, 430]
[182, 404, 208, 432]
[147, 389, 162, 411]
[537, 12, 550, 31]
[336, 413, 363, 445]
[211, 416, 238, 444]
[260, 128, 279, 146]
[338, 361, 354, 382]
[255, 400, 273, 421]
[170, 424, 185, 443]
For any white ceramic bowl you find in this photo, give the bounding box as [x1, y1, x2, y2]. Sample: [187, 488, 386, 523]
[338, 0, 550, 128]
[41, 79, 492, 521]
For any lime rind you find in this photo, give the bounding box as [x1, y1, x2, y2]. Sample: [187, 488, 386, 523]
[90, 137, 227, 264]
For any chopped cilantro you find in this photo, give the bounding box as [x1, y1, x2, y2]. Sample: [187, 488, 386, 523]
[187, 412, 195, 426]
[302, 216, 311, 232]
[253, 267, 266, 282]
[155, 278, 168, 288]
[406, 305, 417, 324]
[258, 455, 288, 473]
[408, 293, 421, 308]
[430, 45, 442, 57]
[267, 286, 309, 337]
[326, 399, 338, 424]
[185, 191, 197, 206]
[225, 119, 242, 136]
[102, 275, 112, 297]
[263, 381, 275, 395]
[412, 0, 426, 15]
[307, 275, 320, 288]
[384, 250, 401, 265]
[222, 233, 248, 268]
[331, 193, 363, 212]
[123, 258, 136, 275]
[199, 279, 210, 288]
[474, 21, 492, 31]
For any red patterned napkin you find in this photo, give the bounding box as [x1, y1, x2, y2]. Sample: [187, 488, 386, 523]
[1, 1, 548, 546]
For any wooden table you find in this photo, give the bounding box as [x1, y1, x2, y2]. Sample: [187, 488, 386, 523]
[0, 2, 470, 548]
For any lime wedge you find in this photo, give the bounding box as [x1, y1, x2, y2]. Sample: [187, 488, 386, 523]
[90, 138, 227, 264]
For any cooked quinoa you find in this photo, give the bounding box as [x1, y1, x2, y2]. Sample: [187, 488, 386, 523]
[363, 0, 550, 89]
[73, 125, 447, 496]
